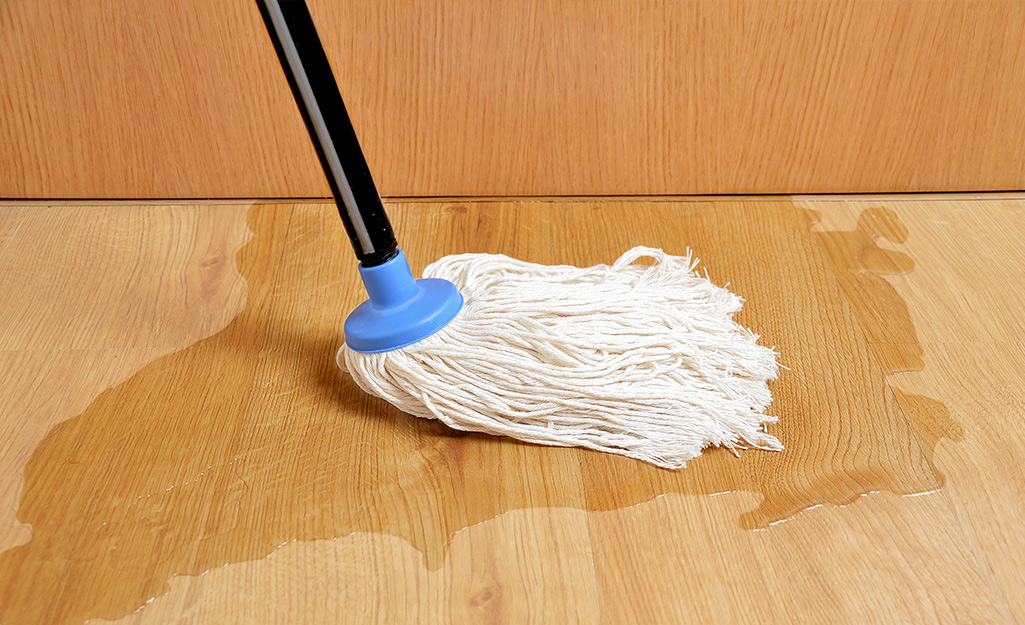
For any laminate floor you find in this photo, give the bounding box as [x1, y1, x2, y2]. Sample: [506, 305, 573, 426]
[0, 196, 1021, 624]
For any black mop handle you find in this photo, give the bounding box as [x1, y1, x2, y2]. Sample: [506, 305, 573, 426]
[255, 0, 398, 267]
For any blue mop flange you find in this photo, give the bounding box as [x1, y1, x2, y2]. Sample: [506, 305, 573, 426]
[344, 249, 463, 353]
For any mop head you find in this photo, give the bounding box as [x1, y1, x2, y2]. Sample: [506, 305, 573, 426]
[339, 247, 781, 469]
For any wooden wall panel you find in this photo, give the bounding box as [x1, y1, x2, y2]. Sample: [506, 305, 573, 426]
[2, 0, 1024, 198]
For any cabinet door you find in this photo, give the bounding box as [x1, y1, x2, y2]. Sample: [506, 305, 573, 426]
[2, 0, 1023, 198]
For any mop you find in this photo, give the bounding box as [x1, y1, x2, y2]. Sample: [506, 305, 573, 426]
[256, 0, 781, 469]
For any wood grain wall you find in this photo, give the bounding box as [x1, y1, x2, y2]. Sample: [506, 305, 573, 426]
[2, 0, 1024, 198]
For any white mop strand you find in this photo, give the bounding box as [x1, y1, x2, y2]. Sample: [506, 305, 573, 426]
[339, 247, 781, 469]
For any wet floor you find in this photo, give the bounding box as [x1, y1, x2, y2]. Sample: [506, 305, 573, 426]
[0, 201, 959, 624]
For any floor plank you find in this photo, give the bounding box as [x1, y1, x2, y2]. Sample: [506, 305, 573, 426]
[588, 490, 998, 624]
[881, 343, 1025, 625]
[0, 202, 601, 625]
[0, 204, 253, 350]
[552, 201, 1004, 623]
[0, 204, 292, 625]
[803, 198, 1025, 344]
[194, 202, 599, 624]
[0, 349, 164, 553]
[803, 198, 1025, 623]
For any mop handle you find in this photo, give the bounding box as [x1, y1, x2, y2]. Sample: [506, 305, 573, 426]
[255, 0, 398, 267]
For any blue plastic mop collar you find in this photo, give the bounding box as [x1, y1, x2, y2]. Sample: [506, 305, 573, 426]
[344, 249, 463, 353]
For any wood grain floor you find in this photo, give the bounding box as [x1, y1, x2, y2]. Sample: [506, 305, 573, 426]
[0, 196, 1021, 624]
